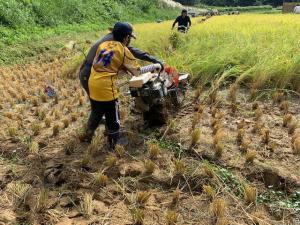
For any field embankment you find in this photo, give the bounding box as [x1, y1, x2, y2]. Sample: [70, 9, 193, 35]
[0, 0, 179, 64]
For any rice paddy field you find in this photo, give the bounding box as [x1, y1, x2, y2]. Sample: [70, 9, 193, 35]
[134, 14, 300, 91]
[0, 14, 300, 225]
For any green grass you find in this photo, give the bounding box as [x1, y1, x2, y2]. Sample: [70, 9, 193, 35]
[0, 0, 179, 65]
[210, 161, 300, 211]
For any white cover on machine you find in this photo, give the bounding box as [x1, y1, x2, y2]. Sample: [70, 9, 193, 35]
[294, 6, 300, 14]
[129, 72, 157, 88]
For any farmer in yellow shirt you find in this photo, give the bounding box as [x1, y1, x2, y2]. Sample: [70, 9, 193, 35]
[86, 22, 140, 149]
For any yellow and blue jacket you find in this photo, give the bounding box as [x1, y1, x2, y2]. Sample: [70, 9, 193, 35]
[88, 41, 138, 101]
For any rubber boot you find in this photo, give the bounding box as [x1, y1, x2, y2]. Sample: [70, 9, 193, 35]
[82, 129, 95, 143]
[108, 131, 129, 150]
[108, 131, 119, 150]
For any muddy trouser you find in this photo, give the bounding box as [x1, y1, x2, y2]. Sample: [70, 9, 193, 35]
[79, 64, 91, 95]
[87, 99, 120, 149]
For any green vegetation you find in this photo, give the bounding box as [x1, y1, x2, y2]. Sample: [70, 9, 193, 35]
[175, 0, 283, 7]
[211, 162, 300, 211]
[0, 0, 179, 64]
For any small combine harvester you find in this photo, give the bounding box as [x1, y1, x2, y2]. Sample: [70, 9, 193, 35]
[129, 64, 189, 126]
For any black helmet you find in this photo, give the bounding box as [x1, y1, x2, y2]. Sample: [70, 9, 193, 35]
[112, 22, 136, 42]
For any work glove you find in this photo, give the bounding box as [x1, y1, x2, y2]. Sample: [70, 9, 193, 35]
[140, 64, 162, 74]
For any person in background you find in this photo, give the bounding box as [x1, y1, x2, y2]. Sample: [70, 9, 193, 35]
[79, 23, 164, 94]
[172, 9, 192, 32]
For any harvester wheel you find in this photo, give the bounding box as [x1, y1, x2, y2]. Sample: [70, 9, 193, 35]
[169, 89, 185, 107]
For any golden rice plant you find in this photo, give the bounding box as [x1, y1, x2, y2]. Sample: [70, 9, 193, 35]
[283, 113, 292, 127]
[173, 159, 185, 176]
[293, 137, 300, 155]
[40, 93, 47, 103]
[80, 193, 94, 218]
[31, 123, 41, 136]
[212, 198, 226, 219]
[93, 172, 108, 187]
[237, 129, 245, 145]
[192, 112, 202, 129]
[272, 91, 285, 104]
[8, 126, 17, 137]
[148, 142, 160, 159]
[198, 104, 205, 114]
[203, 163, 215, 178]
[136, 191, 151, 206]
[213, 129, 226, 146]
[62, 118, 70, 128]
[29, 141, 39, 155]
[291, 133, 300, 144]
[288, 118, 298, 135]
[254, 107, 263, 120]
[228, 83, 238, 103]
[81, 153, 91, 167]
[4, 111, 13, 119]
[244, 185, 257, 205]
[167, 118, 178, 134]
[279, 100, 289, 113]
[240, 137, 251, 153]
[250, 88, 258, 100]
[31, 97, 39, 106]
[194, 85, 203, 100]
[214, 120, 224, 134]
[251, 211, 267, 225]
[190, 128, 201, 147]
[245, 149, 257, 163]
[216, 218, 230, 225]
[130, 208, 144, 225]
[115, 144, 125, 158]
[144, 159, 155, 174]
[172, 188, 181, 205]
[88, 133, 103, 155]
[38, 110, 46, 121]
[45, 117, 52, 127]
[203, 185, 216, 200]
[35, 189, 49, 213]
[252, 121, 264, 134]
[54, 109, 61, 120]
[214, 142, 224, 158]
[261, 128, 270, 144]
[105, 154, 117, 167]
[52, 124, 60, 136]
[166, 210, 179, 225]
[208, 88, 218, 105]
[64, 138, 78, 155]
